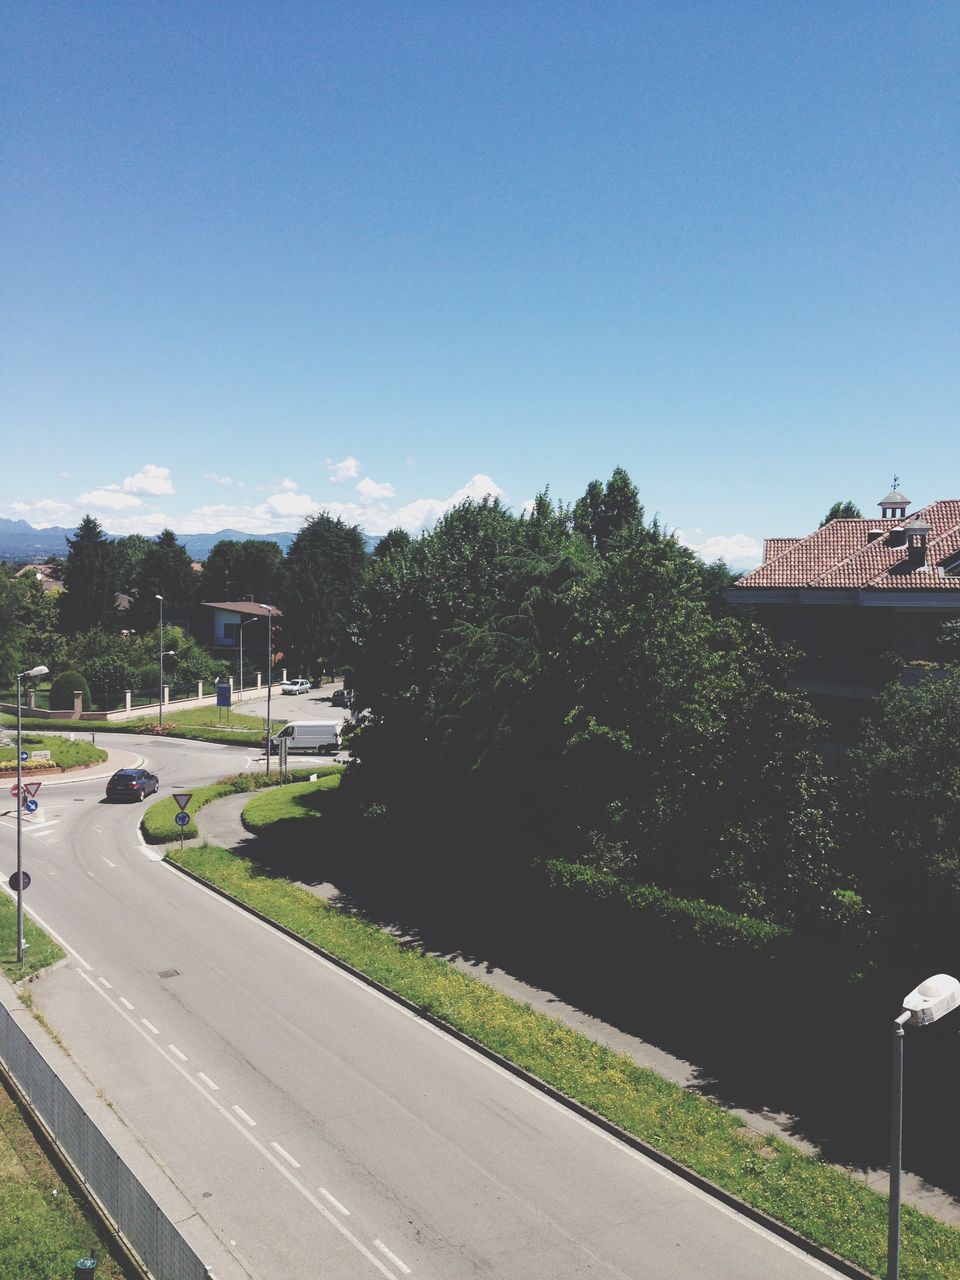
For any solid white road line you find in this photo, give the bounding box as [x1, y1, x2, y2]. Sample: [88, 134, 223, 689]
[141, 1018, 159, 1035]
[0, 881, 93, 969]
[74, 971, 402, 1278]
[270, 1142, 301, 1168]
[373, 1240, 411, 1274]
[318, 1187, 350, 1216]
[232, 1105, 256, 1127]
[168, 1044, 188, 1061]
[136, 827, 164, 862]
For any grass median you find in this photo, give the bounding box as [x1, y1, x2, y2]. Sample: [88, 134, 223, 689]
[165, 788, 960, 1280]
[0, 736, 106, 773]
[0, 895, 65, 982]
[1, 705, 283, 749]
[142, 768, 341, 842]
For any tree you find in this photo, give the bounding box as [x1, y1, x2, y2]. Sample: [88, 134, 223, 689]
[114, 534, 150, 594]
[200, 539, 283, 602]
[129, 530, 197, 632]
[279, 515, 367, 674]
[59, 515, 118, 634]
[67, 630, 139, 708]
[845, 669, 960, 949]
[820, 500, 863, 526]
[372, 528, 412, 560]
[13, 575, 67, 674]
[0, 572, 24, 687]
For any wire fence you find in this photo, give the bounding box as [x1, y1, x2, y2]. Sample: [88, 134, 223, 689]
[0, 1000, 211, 1280]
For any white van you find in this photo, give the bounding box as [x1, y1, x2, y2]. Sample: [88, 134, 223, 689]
[268, 721, 342, 755]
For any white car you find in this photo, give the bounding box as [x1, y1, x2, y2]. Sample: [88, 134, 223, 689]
[280, 678, 311, 695]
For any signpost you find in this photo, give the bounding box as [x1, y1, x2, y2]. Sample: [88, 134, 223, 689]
[172, 793, 193, 853]
[216, 681, 231, 725]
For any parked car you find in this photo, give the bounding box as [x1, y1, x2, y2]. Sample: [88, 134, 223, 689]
[280, 678, 311, 696]
[331, 688, 349, 707]
[106, 768, 159, 802]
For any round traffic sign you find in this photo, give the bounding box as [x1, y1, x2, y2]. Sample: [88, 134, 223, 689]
[24, 798, 38, 814]
[9, 784, 18, 798]
[8, 871, 31, 892]
[174, 811, 190, 827]
[19, 751, 28, 762]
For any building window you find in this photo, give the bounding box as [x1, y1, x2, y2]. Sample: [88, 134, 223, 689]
[223, 622, 240, 643]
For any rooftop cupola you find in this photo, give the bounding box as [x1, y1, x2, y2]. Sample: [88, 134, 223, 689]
[879, 477, 909, 520]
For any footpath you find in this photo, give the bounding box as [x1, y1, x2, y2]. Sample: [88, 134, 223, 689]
[191, 792, 960, 1230]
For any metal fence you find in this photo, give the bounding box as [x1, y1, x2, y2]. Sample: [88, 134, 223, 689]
[0, 1000, 210, 1280]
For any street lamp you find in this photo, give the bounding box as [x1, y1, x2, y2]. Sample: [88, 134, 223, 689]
[155, 594, 164, 726]
[158, 650, 175, 725]
[264, 606, 275, 775]
[238, 616, 257, 704]
[16, 664, 48, 965]
[887, 973, 960, 1279]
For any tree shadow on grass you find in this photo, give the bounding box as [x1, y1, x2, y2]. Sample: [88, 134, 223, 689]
[236, 796, 960, 1209]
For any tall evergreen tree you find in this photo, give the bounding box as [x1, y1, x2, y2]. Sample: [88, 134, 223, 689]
[279, 515, 366, 674]
[129, 529, 197, 631]
[60, 515, 118, 634]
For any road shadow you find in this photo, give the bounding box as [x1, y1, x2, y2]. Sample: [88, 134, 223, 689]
[232, 799, 960, 1208]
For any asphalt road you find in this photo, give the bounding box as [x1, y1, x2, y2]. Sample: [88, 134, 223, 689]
[0, 735, 850, 1280]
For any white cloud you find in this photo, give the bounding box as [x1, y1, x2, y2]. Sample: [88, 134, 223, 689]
[327, 455, 360, 483]
[279, 478, 298, 492]
[122, 463, 174, 496]
[204, 473, 234, 486]
[8, 499, 74, 525]
[391, 473, 505, 534]
[263, 490, 318, 518]
[77, 488, 143, 511]
[521, 498, 536, 515]
[677, 530, 763, 571]
[357, 477, 395, 501]
[97, 510, 178, 536]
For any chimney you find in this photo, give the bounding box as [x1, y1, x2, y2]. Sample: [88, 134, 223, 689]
[905, 517, 931, 568]
[866, 528, 884, 544]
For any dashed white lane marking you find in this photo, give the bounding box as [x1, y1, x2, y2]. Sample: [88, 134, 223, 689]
[232, 1105, 256, 1127]
[373, 1241, 411, 1274]
[119, 997, 134, 1010]
[318, 1187, 350, 1216]
[141, 1018, 159, 1035]
[198, 1072, 219, 1092]
[98, 976, 112, 989]
[270, 1141, 301, 1168]
[168, 1044, 187, 1061]
[0, 882, 92, 969]
[100, 855, 117, 867]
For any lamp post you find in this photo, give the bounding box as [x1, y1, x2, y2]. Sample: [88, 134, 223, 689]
[158, 650, 175, 725]
[265, 606, 274, 775]
[16, 664, 48, 964]
[887, 973, 960, 1279]
[238, 616, 257, 704]
[155, 594, 164, 726]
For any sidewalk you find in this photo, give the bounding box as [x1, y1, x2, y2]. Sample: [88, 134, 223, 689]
[191, 790, 960, 1230]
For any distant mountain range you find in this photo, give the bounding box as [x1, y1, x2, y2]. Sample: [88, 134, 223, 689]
[0, 517, 379, 563]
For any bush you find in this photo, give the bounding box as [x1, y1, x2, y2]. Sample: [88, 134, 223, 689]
[48, 670, 91, 712]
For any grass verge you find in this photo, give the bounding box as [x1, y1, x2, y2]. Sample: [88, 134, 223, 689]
[241, 773, 342, 834]
[0, 735, 106, 772]
[142, 768, 340, 842]
[0, 1075, 132, 1279]
[0, 894, 65, 982]
[1, 706, 285, 749]
[165, 831, 960, 1280]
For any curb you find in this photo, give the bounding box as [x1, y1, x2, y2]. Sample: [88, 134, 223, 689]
[163, 854, 875, 1280]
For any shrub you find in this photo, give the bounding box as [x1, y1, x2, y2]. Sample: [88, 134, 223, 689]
[48, 670, 91, 712]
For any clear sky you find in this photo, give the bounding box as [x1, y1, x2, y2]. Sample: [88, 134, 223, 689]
[2, 2, 957, 568]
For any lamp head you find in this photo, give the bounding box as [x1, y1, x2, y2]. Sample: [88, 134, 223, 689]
[23, 665, 49, 678]
[902, 974, 960, 1026]
[155, 594, 163, 602]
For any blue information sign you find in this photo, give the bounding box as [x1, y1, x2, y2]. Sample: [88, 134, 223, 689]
[216, 683, 231, 707]
[19, 751, 27, 762]
[175, 811, 190, 827]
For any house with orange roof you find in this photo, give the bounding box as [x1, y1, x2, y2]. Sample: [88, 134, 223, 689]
[727, 485, 960, 698]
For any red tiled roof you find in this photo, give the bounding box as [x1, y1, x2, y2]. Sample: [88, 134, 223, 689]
[763, 538, 801, 564]
[735, 502, 960, 591]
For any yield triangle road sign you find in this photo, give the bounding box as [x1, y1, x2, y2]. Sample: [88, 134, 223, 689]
[172, 793, 193, 812]
[23, 782, 42, 798]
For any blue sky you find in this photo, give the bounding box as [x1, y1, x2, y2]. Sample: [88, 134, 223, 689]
[2, 2, 957, 569]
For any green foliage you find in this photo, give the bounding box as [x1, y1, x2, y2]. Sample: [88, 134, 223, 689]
[59, 515, 118, 634]
[936, 619, 960, 663]
[128, 529, 197, 632]
[820, 500, 863, 526]
[141, 769, 324, 842]
[241, 773, 342, 833]
[48, 670, 91, 711]
[113, 532, 150, 594]
[66, 628, 139, 707]
[845, 668, 960, 950]
[279, 513, 366, 674]
[0, 573, 24, 687]
[11, 575, 67, 675]
[200, 538, 283, 601]
[0, 736, 105, 770]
